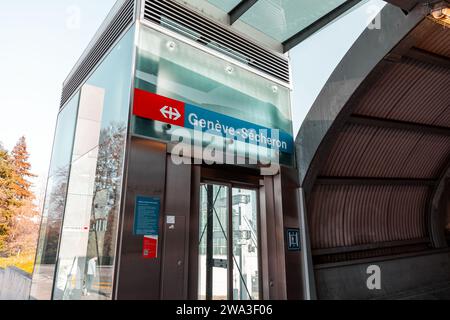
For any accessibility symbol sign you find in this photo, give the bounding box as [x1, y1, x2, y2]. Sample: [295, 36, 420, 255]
[286, 228, 301, 251]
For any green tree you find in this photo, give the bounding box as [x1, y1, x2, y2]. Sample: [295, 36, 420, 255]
[0, 143, 17, 254]
[10, 136, 36, 201]
[6, 137, 39, 256]
[1, 138, 40, 257]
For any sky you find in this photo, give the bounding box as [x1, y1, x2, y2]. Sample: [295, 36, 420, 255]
[0, 0, 384, 205]
[291, 0, 385, 134]
[0, 1, 116, 204]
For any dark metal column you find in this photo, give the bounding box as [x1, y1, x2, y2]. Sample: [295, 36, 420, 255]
[206, 185, 214, 300]
[227, 187, 233, 300]
[237, 205, 244, 300]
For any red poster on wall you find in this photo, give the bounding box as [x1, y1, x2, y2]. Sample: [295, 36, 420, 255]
[143, 235, 158, 259]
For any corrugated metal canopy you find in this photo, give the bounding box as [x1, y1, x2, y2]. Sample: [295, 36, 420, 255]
[302, 17, 450, 263]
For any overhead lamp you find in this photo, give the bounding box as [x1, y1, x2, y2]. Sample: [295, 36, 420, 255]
[225, 65, 234, 74]
[431, 8, 445, 19]
[166, 41, 177, 51]
[430, 3, 450, 25]
[443, 7, 450, 17]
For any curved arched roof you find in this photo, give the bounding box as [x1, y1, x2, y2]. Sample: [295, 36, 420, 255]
[298, 9, 449, 263]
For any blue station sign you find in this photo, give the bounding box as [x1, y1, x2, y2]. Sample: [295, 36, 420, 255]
[133, 88, 294, 154]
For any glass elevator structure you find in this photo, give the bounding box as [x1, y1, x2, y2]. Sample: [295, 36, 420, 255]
[30, 0, 304, 300]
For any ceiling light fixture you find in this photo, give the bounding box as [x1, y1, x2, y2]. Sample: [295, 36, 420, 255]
[430, 3, 450, 26]
[225, 65, 234, 74]
[166, 41, 177, 51]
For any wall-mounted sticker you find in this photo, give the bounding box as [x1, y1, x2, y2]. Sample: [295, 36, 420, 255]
[166, 215, 176, 225]
[143, 235, 158, 259]
[133, 196, 160, 236]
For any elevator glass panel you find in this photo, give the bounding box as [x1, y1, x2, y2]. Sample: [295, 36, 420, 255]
[199, 183, 260, 300]
[232, 188, 259, 300]
[199, 184, 229, 300]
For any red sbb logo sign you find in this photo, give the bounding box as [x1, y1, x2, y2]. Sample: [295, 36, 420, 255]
[133, 88, 185, 127]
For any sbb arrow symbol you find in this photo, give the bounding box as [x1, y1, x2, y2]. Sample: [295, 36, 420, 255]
[133, 89, 185, 126]
[160, 105, 181, 121]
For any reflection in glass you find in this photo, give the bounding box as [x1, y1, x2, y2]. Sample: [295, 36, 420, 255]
[31, 93, 79, 300]
[199, 184, 229, 300]
[232, 189, 259, 300]
[136, 26, 291, 132]
[52, 27, 134, 300]
[207, 0, 241, 12]
[134, 26, 293, 166]
[240, 0, 346, 42]
[198, 184, 260, 300]
[53, 83, 105, 300]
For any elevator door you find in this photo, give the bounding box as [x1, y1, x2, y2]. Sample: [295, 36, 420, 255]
[198, 183, 260, 300]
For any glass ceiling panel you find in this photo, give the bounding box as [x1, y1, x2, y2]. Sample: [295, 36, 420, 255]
[207, 0, 242, 12]
[239, 0, 347, 42]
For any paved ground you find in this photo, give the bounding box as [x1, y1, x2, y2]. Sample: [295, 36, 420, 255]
[378, 281, 450, 300]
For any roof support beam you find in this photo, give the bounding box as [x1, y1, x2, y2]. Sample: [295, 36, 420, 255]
[312, 238, 430, 256]
[316, 177, 436, 186]
[429, 156, 450, 248]
[348, 115, 450, 136]
[229, 0, 258, 25]
[383, 0, 421, 11]
[282, 0, 363, 52]
[384, 0, 446, 12]
[405, 47, 450, 69]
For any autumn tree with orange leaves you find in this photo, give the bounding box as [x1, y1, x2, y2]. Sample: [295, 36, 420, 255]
[0, 137, 39, 257]
[10, 136, 36, 201]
